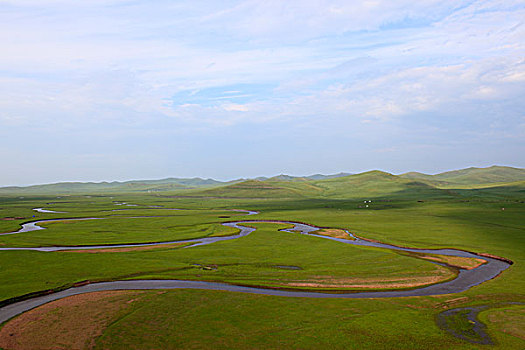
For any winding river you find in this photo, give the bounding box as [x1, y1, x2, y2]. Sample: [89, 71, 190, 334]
[0, 209, 512, 328]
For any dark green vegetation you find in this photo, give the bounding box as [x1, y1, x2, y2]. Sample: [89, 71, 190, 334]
[0, 166, 524, 349]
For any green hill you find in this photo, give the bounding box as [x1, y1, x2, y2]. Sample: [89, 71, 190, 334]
[189, 170, 451, 199]
[400, 166, 525, 187]
[2, 166, 522, 197]
[310, 171, 449, 199]
[193, 179, 324, 198]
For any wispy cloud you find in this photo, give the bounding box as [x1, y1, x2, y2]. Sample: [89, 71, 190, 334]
[0, 0, 523, 184]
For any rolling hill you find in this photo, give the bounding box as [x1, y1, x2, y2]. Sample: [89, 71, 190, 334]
[1, 166, 523, 198]
[400, 166, 525, 187]
[190, 170, 452, 199]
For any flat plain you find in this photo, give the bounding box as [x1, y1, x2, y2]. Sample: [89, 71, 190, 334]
[0, 167, 524, 349]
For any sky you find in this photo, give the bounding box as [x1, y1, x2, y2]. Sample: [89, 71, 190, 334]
[0, 0, 524, 185]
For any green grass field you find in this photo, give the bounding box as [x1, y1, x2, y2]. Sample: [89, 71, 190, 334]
[0, 169, 524, 349]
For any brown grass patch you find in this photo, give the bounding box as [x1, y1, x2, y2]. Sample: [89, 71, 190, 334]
[477, 252, 513, 264]
[285, 265, 454, 289]
[66, 242, 187, 253]
[0, 291, 143, 350]
[314, 228, 355, 240]
[434, 296, 470, 309]
[486, 306, 525, 340]
[417, 254, 486, 270]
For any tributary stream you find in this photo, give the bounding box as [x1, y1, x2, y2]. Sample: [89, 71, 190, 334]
[0, 211, 513, 343]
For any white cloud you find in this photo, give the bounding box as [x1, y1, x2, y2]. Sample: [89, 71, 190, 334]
[202, 0, 463, 42]
[1, 0, 522, 127]
[222, 103, 250, 112]
[0, 1, 524, 184]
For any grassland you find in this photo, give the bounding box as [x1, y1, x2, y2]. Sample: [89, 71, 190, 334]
[1, 210, 240, 247]
[0, 167, 524, 349]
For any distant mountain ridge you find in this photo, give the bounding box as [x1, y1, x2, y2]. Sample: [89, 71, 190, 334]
[0, 172, 353, 194]
[0, 177, 230, 194]
[265, 173, 352, 182]
[0, 166, 523, 195]
[305, 172, 352, 180]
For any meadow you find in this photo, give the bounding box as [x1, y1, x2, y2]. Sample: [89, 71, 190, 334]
[0, 169, 523, 349]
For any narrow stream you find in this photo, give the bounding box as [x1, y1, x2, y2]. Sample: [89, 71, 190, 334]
[436, 302, 525, 344]
[0, 213, 512, 331]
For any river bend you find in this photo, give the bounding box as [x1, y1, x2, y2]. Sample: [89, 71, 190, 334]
[0, 213, 511, 324]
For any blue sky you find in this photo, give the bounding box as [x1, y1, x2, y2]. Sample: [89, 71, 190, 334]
[0, 0, 524, 185]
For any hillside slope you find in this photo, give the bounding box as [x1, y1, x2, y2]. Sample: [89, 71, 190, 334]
[311, 171, 450, 199]
[2, 166, 522, 197]
[400, 166, 525, 187]
[190, 171, 452, 199]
